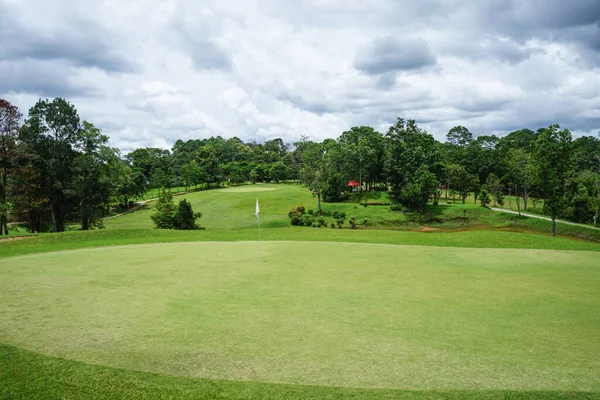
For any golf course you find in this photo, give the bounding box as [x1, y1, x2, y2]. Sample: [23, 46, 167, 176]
[1, 184, 599, 399]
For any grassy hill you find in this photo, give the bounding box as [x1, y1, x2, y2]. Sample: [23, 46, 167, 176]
[103, 183, 600, 242]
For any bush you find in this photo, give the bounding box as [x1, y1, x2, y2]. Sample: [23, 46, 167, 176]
[332, 210, 347, 220]
[349, 217, 357, 229]
[307, 209, 314, 215]
[494, 192, 505, 208]
[175, 199, 203, 230]
[479, 189, 491, 207]
[360, 202, 391, 206]
[389, 204, 403, 212]
[330, 223, 336, 228]
[151, 189, 177, 229]
[151, 191, 204, 230]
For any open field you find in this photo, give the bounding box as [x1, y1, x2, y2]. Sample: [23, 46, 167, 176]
[1, 241, 599, 399]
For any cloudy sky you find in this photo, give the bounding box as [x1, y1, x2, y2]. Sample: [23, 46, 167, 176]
[1, 0, 599, 152]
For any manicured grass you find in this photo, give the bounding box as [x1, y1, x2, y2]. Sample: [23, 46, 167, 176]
[1, 227, 599, 259]
[2, 344, 596, 400]
[3, 184, 600, 399]
[105, 184, 315, 230]
[104, 184, 600, 242]
[1, 242, 599, 393]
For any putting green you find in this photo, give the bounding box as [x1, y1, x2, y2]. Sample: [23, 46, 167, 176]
[1, 241, 599, 391]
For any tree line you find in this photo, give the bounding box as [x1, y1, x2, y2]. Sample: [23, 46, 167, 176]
[1, 98, 599, 235]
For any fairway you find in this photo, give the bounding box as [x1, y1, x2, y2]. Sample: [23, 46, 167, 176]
[1, 241, 599, 392]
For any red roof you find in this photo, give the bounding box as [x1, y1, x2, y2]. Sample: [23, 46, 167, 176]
[347, 181, 360, 187]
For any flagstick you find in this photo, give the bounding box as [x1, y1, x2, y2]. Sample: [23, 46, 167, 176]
[257, 214, 263, 263]
[256, 198, 263, 263]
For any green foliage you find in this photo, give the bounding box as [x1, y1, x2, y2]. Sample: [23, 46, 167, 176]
[150, 189, 177, 229]
[389, 204, 403, 212]
[533, 125, 574, 235]
[494, 191, 505, 208]
[175, 199, 203, 230]
[479, 189, 491, 207]
[151, 192, 204, 230]
[386, 118, 441, 212]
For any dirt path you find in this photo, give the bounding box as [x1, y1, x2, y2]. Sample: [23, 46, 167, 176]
[490, 207, 600, 231]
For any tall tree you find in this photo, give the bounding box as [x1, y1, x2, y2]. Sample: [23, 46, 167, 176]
[0, 99, 22, 235]
[19, 98, 82, 232]
[338, 126, 378, 191]
[506, 148, 535, 211]
[447, 164, 478, 204]
[72, 122, 120, 230]
[533, 124, 573, 236]
[299, 141, 326, 213]
[386, 118, 440, 210]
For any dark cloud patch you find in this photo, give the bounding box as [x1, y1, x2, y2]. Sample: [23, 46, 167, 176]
[0, 60, 98, 98]
[354, 36, 437, 75]
[0, 4, 135, 73]
[477, 0, 600, 54]
[189, 40, 232, 71]
[278, 94, 337, 115]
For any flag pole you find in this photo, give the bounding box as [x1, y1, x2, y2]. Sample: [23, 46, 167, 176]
[256, 198, 263, 262]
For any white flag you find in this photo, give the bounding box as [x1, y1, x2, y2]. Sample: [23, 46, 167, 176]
[255, 198, 260, 217]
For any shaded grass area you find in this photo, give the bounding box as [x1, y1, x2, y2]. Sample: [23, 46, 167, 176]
[1, 227, 599, 259]
[1, 344, 596, 399]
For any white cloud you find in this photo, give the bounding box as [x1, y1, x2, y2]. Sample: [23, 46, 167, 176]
[1, 0, 599, 153]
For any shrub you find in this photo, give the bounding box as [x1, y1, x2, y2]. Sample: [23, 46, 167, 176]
[307, 209, 314, 215]
[151, 189, 177, 229]
[174, 199, 204, 230]
[479, 189, 491, 207]
[389, 204, 403, 212]
[494, 192, 505, 208]
[349, 217, 357, 229]
[330, 223, 336, 228]
[332, 210, 347, 220]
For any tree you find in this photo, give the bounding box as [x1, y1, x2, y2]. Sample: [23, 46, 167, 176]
[446, 126, 474, 147]
[150, 189, 177, 229]
[479, 189, 491, 207]
[506, 149, 535, 211]
[72, 122, 121, 230]
[338, 126, 378, 191]
[0, 99, 22, 235]
[494, 191, 505, 208]
[447, 164, 478, 204]
[19, 98, 83, 232]
[270, 161, 290, 183]
[386, 118, 440, 210]
[115, 164, 147, 207]
[197, 147, 222, 188]
[484, 173, 502, 206]
[299, 141, 326, 213]
[181, 160, 204, 190]
[533, 124, 573, 237]
[410, 167, 439, 213]
[174, 199, 203, 230]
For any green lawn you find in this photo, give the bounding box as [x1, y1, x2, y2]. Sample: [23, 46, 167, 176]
[3, 184, 600, 399]
[1, 241, 599, 398]
[105, 184, 314, 230]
